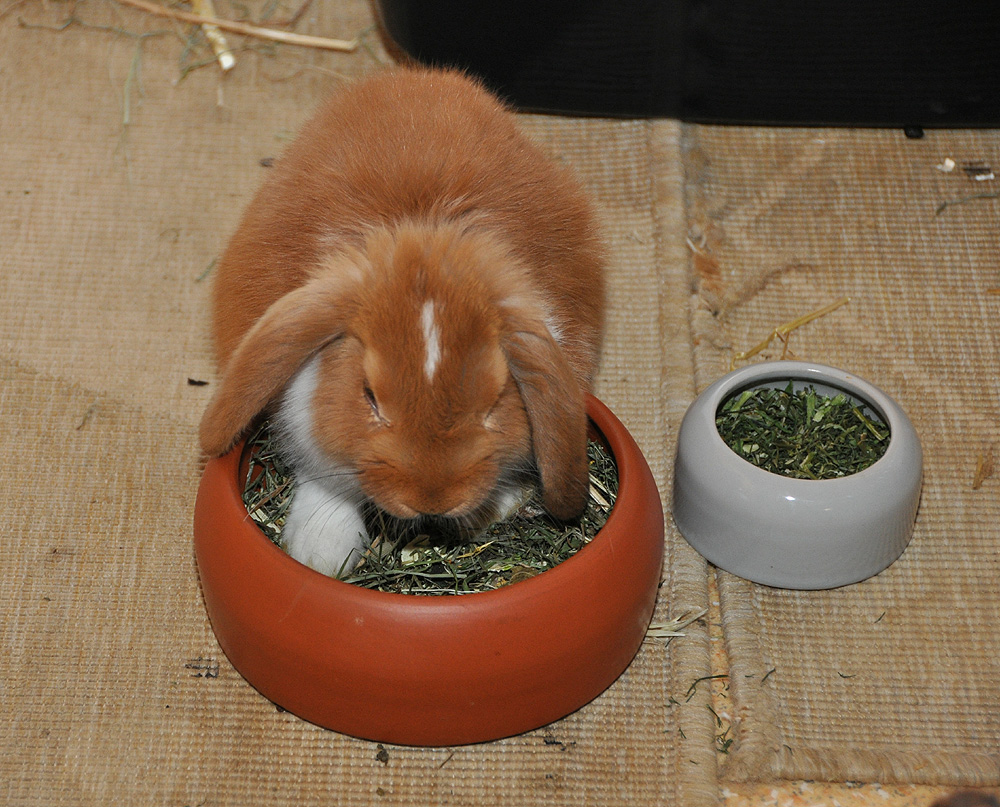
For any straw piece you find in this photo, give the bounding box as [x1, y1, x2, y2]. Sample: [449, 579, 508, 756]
[113, 0, 358, 51]
[972, 445, 995, 490]
[190, 0, 234, 70]
[730, 297, 850, 369]
[645, 608, 709, 642]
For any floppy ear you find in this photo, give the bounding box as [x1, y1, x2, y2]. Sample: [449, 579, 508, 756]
[501, 313, 590, 521]
[199, 272, 359, 457]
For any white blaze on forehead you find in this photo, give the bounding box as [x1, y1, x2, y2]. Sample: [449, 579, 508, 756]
[420, 299, 442, 381]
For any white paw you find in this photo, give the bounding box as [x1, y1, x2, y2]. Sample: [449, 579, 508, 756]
[493, 482, 535, 521]
[282, 478, 368, 577]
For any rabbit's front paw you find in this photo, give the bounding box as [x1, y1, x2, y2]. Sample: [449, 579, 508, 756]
[282, 478, 367, 577]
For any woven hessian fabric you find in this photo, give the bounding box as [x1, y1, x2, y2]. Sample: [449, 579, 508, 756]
[0, 1, 716, 804]
[684, 125, 1000, 786]
[3, 0, 997, 803]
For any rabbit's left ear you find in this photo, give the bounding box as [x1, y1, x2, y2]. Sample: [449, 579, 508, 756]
[199, 271, 359, 457]
[501, 311, 589, 521]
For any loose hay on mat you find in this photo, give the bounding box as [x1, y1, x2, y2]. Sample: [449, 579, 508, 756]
[241, 421, 619, 594]
[729, 297, 850, 368]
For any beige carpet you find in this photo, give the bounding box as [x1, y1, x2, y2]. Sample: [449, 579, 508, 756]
[684, 126, 1000, 787]
[0, 1, 716, 805]
[1, 0, 996, 804]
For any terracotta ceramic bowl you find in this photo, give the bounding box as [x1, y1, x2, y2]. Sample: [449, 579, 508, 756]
[194, 395, 663, 746]
[673, 361, 923, 590]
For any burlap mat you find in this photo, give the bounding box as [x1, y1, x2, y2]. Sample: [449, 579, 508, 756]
[683, 125, 1000, 787]
[0, 1, 719, 805]
[6, 1, 995, 802]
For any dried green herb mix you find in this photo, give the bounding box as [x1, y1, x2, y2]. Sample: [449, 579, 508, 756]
[715, 382, 890, 479]
[242, 422, 619, 594]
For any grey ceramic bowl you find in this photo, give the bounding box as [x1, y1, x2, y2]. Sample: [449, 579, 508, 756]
[672, 361, 922, 589]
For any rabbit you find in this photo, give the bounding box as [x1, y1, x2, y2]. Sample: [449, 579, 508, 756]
[199, 66, 606, 576]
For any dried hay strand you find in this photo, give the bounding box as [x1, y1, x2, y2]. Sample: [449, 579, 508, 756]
[113, 0, 357, 52]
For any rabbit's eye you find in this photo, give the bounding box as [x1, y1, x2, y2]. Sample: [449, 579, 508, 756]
[364, 384, 389, 425]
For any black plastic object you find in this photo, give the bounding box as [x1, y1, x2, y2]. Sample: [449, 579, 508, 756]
[375, 0, 1000, 126]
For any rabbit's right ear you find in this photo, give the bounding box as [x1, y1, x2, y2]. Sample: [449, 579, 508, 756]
[199, 270, 359, 457]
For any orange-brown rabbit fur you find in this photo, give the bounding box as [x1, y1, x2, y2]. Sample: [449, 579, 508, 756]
[200, 67, 605, 575]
